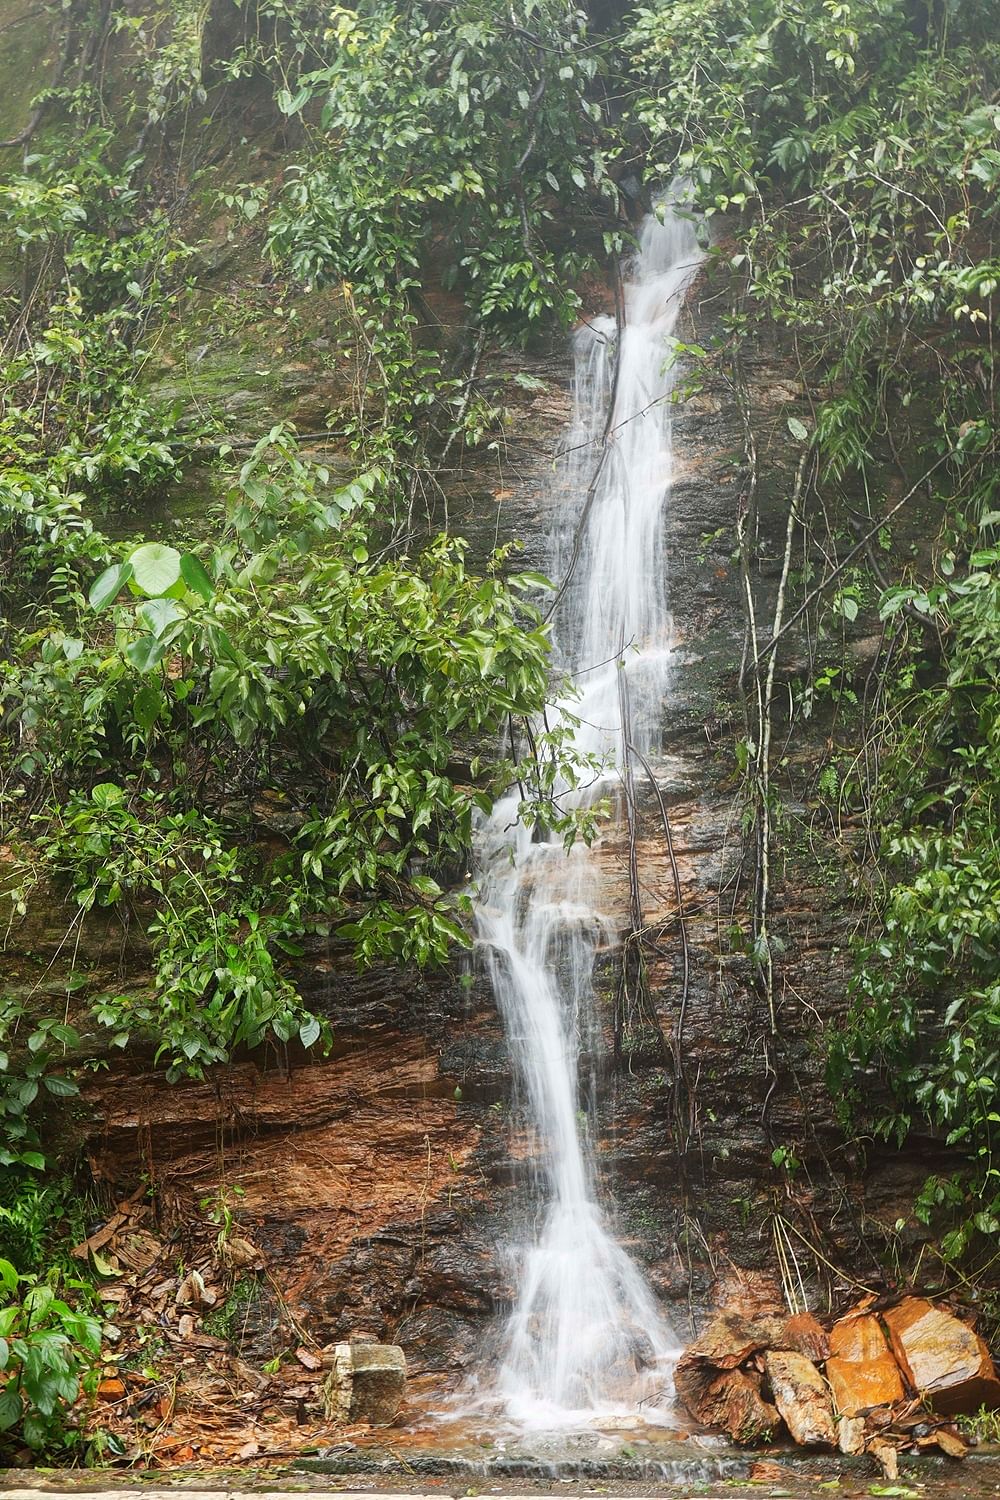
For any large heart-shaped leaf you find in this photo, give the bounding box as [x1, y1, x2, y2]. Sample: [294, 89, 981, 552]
[42, 1074, 78, 1098]
[91, 782, 124, 809]
[299, 1015, 322, 1048]
[0, 1387, 23, 1431]
[129, 542, 182, 597]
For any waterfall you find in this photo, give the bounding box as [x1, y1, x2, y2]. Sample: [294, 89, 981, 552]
[473, 191, 705, 1428]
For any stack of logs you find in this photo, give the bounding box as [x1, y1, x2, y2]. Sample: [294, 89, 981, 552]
[675, 1294, 1000, 1480]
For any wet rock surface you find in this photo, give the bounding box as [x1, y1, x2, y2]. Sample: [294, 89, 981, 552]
[673, 1361, 779, 1445]
[763, 1351, 835, 1447]
[884, 1298, 1000, 1414]
[3, 256, 966, 1374]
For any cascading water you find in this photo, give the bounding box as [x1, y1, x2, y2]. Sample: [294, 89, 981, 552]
[473, 189, 705, 1429]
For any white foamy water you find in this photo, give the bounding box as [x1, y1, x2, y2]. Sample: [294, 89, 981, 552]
[473, 192, 705, 1428]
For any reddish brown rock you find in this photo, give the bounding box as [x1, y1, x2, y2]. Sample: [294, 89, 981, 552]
[674, 1355, 779, 1442]
[779, 1310, 831, 1363]
[883, 1298, 1000, 1414]
[763, 1349, 836, 1447]
[829, 1310, 891, 1361]
[934, 1425, 970, 1458]
[825, 1312, 904, 1415]
[683, 1309, 785, 1370]
[710, 1269, 788, 1322]
[83, 1042, 485, 1352]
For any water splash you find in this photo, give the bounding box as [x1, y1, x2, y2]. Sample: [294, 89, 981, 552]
[473, 190, 705, 1428]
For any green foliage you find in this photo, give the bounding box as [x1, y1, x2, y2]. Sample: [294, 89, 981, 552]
[3, 424, 596, 1094]
[0, 1258, 101, 1457]
[0, 998, 80, 1172]
[0, 63, 596, 1411]
[627, 0, 1000, 456]
[830, 552, 1000, 1258]
[0, 1175, 90, 1280]
[201, 1273, 262, 1343]
[626, 0, 1000, 1257]
[261, 0, 610, 473]
[267, 0, 606, 335]
[7, 0, 994, 1362]
[0, 0, 606, 1245]
[0, 128, 192, 508]
[957, 1404, 1000, 1444]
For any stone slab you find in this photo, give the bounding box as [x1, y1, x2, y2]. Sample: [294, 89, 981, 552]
[763, 1349, 836, 1447]
[323, 1340, 407, 1425]
[826, 1312, 904, 1415]
[884, 1297, 1000, 1414]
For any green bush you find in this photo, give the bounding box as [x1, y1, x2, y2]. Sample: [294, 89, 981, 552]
[0, 1259, 101, 1458]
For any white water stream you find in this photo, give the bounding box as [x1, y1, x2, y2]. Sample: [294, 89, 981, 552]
[471, 193, 705, 1429]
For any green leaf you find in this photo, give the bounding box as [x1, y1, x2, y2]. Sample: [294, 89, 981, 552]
[0, 1388, 22, 1431]
[133, 683, 164, 737]
[89, 562, 133, 611]
[512, 569, 555, 591]
[298, 1016, 322, 1049]
[128, 542, 182, 597]
[42, 1075, 78, 1098]
[126, 636, 167, 673]
[277, 85, 310, 115]
[89, 1249, 118, 1277]
[180, 552, 214, 601]
[91, 782, 124, 809]
[136, 598, 183, 638]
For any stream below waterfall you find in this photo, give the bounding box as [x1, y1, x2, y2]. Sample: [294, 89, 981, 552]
[468, 188, 706, 1431]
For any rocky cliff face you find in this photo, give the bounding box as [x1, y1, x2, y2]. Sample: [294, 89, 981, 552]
[0, 0, 937, 1381]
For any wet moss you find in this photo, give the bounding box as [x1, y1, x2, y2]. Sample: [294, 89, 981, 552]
[0, 2, 54, 145]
